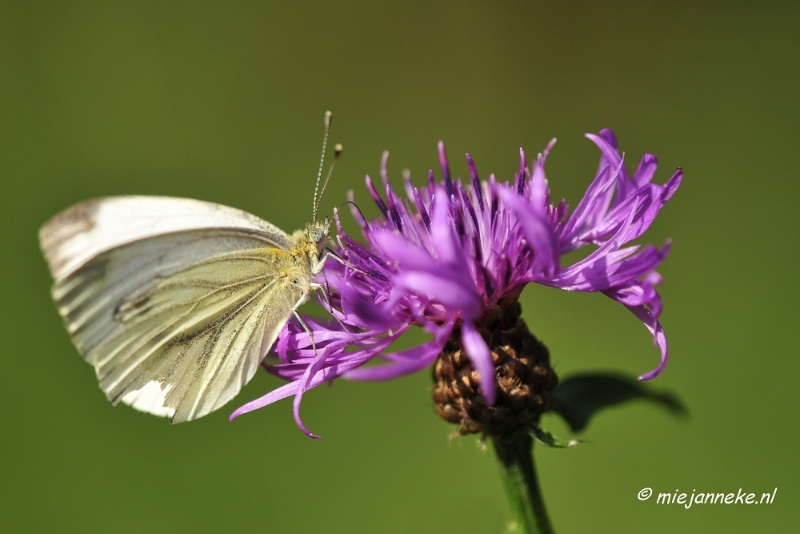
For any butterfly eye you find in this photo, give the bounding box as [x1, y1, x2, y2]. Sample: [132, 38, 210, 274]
[310, 220, 329, 245]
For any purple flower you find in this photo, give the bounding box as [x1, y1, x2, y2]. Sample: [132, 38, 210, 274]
[231, 128, 682, 437]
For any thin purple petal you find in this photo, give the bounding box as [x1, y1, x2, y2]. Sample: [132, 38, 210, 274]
[344, 325, 451, 380]
[461, 320, 495, 404]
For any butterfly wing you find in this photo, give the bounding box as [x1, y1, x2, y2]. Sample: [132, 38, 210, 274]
[40, 197, 308, 422]
[40, 196, 294, 280]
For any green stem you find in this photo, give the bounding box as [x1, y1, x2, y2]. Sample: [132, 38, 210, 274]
[492, 432, 554, 534]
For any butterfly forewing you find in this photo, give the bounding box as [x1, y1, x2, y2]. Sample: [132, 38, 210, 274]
[40, 196, 294, 281]
[41, 197, 316, 422]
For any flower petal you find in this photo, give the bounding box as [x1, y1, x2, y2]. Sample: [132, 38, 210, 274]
[344, 324, 451, 380]
[337, 282, 400, 330]
[497, 185, 558, 278]
[395, 271, 481, 316]
[609, 300, 669, 380]
[461, 320, 495, 404]
[231, 342, 393, 426]
[429, 188, 463, 265]
[632, 153, 658, 188]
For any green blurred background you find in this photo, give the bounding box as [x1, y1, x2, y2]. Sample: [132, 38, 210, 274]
[1, 2, 798, 533]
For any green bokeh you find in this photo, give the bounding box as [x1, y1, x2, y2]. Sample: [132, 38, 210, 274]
[2, 2, 798, 533]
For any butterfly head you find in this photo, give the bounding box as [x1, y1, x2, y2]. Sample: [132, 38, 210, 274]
[296, 218, 330, 276]
[309, 217, 330, 247]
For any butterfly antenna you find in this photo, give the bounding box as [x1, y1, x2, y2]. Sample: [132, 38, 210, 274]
[313, 111, 333, 222]
[316, 143, 343, 221]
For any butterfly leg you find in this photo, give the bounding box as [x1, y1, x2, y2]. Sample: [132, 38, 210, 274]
[322, 247, 372, 277]
[292, 309, 318, 358]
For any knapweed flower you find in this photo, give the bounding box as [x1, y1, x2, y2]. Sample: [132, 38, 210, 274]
[231, 129, 682, 437]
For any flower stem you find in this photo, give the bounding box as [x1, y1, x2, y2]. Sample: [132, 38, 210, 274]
[492, 431, 554, 534]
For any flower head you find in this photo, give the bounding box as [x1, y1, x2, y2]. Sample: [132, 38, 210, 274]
[231, 129, 682, 437]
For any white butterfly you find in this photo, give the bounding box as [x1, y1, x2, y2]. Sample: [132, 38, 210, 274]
[40, 114, 340, 423]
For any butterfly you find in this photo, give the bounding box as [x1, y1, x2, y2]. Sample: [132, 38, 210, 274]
[39, 112, 341, 423]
